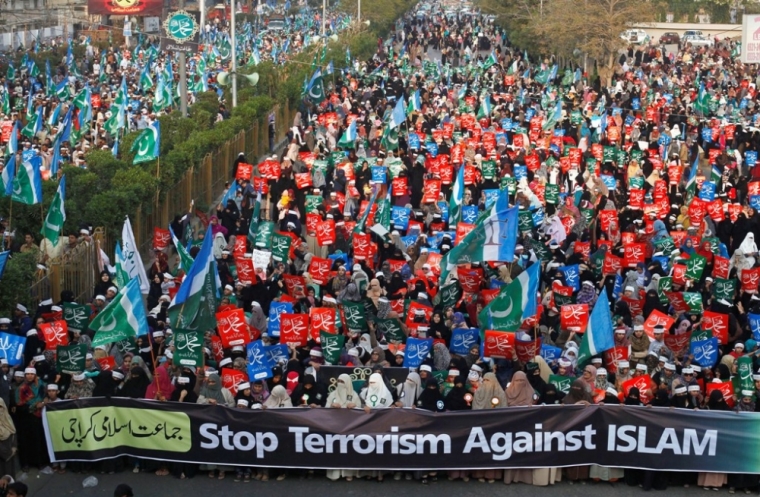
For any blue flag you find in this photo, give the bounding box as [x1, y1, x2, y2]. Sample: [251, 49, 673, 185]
[450, 328, 479, 355]
[246, 340, 273, 381]
[403, 337, 433, 369]
[560, 264, 581, 291]
[268, 302, 293, 338]
[0, 333, 26, 366]
[0, 251, 9, 279]
[690, 337, 719, 368]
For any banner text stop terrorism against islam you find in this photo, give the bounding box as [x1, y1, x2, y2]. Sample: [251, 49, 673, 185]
[43, 398, 760, 472]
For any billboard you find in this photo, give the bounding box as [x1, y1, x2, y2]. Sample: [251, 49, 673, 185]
[87, 0, 163, 16]
[741, 15, 760, 64]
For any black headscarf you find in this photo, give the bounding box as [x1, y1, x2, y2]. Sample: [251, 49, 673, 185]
[539, 383, 564, 405]
[121, 366, 151, 398]
[624, 387, 642, 406]
[444, 376, 470, 411]
[417, 378, 445, 412]
[93, 370, 120, 398]
[707, 389, 730, 411]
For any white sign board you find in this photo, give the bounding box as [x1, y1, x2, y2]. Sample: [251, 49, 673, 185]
[741, 15, 760, 64]
[144, 17, 160, 33]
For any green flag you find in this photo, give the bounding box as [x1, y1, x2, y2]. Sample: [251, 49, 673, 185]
[171, 227, 194, 273]
[381, 124, 399, 151]
[271, 232, 292, 262]
[131, 121, 160, 165]
[376, 317, 405, 343]
[40, 175, 66, 246]
[247, 192, 262, 246]
[63, 302, 91, 333]
[172, 330, 204, 367]
[90, 279, 150, 347]
[341, 300, 367, 333]
[56, 343, 87, 374]
[549, 374, 572, 394]
[11, 155, 42, 204]
[166, 261, 218, 332]
[253, 221, 275, 249]
[320, 331, 345, 365]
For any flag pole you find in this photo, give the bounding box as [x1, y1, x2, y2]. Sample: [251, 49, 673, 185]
[155, 156, 160, 205]
[148, 343, 162, 399]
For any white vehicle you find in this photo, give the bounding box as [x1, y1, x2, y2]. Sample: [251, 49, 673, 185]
[620, 29, 649, 45]
[682, 34, 713, 48]
[683, 30, 704, 38]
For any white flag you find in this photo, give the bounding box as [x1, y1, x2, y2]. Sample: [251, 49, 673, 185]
[121, 216, 150, 294]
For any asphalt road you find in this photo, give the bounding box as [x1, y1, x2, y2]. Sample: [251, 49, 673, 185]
[22, 468, 714, 497]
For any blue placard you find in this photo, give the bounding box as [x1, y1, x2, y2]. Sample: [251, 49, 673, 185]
[699, 181, 716, 201]
[690, 337, 719, 368]
[400, 235, 418, 248]
[631, 98, 641, 110]
[701, 127, 713, 143]
[462, 205, 479, 225]
[749, 313, 760, 341]
[264, 343, 289, 367]
[408, 133, 420, 150]
[267, 302, 293, 337]
[746, 150, 758, 168]
[601, 175, 617, 190]
[532, 208, 545, 226]
[750, 195, 760, 211]
[514, 165, 527, 181]
[483, 189, 500, 210]
[450, 328, 479, 355]
[371, 166, 387, 184]
[0, 333, 25, 367]
[560, 264, 580, 291]
[391, 206, 411, 231]
[402, 337, 433, 368]
[425, 142, 438, 157]
[246, 340, 273, 380]
[540, 344, 563, 363]
[500, 118, 513, 131]
[438, 201, 449, 223]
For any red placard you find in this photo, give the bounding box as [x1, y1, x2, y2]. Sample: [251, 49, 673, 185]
[603, 254, 622, 275]
[560, 304, 589, 333]
[316, 219, 336, 246]
[702, 311, 729, 344]
[664, 333, 691, 358]
[599, 210, 618, 231]
[457, 267, 483, 294]
[153, 227, 171, 251]
[282, 274, 307, 299]
[643, 310, 674, 339]
[706, 381, 735, 408]
[258, 160, 281, 180]
[211, 335, 225, 364]
[235, 258, 255, 285]
[624, 243, 646, 267]
[295, 172, 312, 190]
[623, 375, 654, 405]
[352, 232, 372, 260]
[391, 177, 408, 196]
[38, 320, 68, 350]
[221, 368, 246, 396]
[622, 295, 644, 317]
[604, 346, 629, 374]
[252, 177, 269, 195]
[280, 313, 309, 347]
[0, 121, 12, 143]
[96, 356, 116, 372]
[308, 257, 332, 286]
[422, 180, 442, 204]
[455, 222, 475, 244]
[629, 189, 644, 210]
[233, 236, 247, 258]
[405, 301, 433, 330]
[310, 307, 336, 340]
[515, 338, 541, 363]
[483, 330, 515, 359]
[236, 163, 253, 181]
[741, 267, 760, 293]
[215, 308, 250, 348]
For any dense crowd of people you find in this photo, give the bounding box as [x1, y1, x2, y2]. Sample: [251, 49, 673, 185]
[3, 0, 760, 491]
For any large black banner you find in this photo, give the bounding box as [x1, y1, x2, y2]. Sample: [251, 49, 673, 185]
[44, 398, 760, 473]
